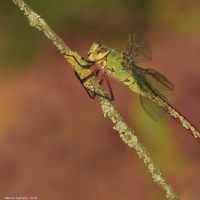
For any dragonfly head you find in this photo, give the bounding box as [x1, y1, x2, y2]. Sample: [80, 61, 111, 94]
[88, 42, 111, 61]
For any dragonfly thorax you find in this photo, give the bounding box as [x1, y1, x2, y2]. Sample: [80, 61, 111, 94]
[88, 42, 111, 61]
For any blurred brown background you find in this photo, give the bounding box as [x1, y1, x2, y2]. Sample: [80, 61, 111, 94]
[0, 0, 200, 199]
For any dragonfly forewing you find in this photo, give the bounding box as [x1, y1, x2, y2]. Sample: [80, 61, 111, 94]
[124, 32, 152, 63]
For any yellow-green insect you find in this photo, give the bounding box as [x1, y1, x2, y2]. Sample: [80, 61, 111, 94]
[81, 32, 200, 142]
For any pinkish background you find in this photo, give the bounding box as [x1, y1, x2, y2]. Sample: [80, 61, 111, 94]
[0, 1, 200, 199]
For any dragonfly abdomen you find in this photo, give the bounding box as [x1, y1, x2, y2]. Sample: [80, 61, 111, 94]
[152, 95, 200, 142]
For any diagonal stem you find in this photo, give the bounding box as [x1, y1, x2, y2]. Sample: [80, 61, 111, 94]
[12, 0, 180, 199]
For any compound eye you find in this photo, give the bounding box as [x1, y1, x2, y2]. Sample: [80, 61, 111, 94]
[94, 46, 110, 60]
[88, 42, 101, 61]
[97, 50, 103, 56]
[88, 43, 110, 61]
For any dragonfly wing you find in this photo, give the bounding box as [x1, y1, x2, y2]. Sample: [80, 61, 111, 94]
[140, 93, 166, 121]
[144, 68, 174, 91]
[124, 32, 152, 63]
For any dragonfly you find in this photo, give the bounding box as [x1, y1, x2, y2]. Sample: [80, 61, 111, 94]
[79, 32, 200, 143]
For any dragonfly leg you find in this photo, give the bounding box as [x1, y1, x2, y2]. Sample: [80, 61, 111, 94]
[99, 72, 115, 101]
[74, 70, 96, 99]
[65, 54, 114, 101]
[104, 74, 115, 101]
[74, 70, 110, 100]
[80, 60, 95, 69]
[74, 69, 114, 101]
[81, 68, 100, 83]
[63, 53, 94, 69]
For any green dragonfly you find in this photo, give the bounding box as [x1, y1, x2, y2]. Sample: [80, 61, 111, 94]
[80, 32, 200, 143]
